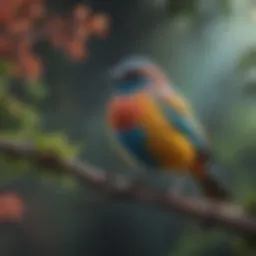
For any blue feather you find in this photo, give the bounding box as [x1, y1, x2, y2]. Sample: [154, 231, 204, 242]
[111, 55, 153, 79]
[157, 99, 207, 152]
[116, 126, 158, 167]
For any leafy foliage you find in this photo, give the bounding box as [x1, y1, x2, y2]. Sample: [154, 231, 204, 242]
[166, 0, 197, 18]
[34, 131, 81, 160]
[0, 1, 110, 184]
[0, 60, 80, 185]
[166, 0, 232, 19]
[237, 48, 256, 72]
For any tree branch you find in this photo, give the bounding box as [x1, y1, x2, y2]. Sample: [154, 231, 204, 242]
[0, 139, 255, 235]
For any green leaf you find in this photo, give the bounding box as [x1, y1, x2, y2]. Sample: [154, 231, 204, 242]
[0, 131, 28, 142]
[26, 80, 47, 101]
[34, 132, 81, 160]
[167, 0, 197, 19]
[0, 75, 8, 97]
[237, 48, 256, 72]
[0, 155, 31, 183]
[19, 106, 41, 134]
[220, 0, 232, 16]
[0, 61, 11, 76]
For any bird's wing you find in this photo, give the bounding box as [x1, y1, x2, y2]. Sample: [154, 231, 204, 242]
[105, 116, 138, 168]
[154, 87, 210, 153]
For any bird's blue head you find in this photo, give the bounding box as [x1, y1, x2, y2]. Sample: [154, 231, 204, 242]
[110, 56, 155, 95]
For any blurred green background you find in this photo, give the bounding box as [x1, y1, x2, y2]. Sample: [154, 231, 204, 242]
[0, 0, 256, 255]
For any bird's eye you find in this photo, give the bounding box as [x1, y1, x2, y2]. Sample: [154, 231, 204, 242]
[122, 71, 143, 81]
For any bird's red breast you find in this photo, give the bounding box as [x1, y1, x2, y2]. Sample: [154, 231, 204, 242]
[108, 96, 143, 132]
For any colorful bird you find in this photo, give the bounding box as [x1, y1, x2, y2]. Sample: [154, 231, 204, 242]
[106, 56, 231, 201]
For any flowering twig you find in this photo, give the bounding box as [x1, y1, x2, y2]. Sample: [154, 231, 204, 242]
[0, 139, 255, 235]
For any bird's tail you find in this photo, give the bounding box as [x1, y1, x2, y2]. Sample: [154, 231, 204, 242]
[191, 161, 232, 202]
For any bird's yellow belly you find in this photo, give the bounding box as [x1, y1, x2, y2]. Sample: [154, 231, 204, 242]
[137, 95, 197, 171]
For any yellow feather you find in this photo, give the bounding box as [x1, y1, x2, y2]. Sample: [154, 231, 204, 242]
[135, 94, 197, 171]
[161, 89, 208, 143]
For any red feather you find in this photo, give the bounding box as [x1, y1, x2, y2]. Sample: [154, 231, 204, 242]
[108, 96, 142, 132]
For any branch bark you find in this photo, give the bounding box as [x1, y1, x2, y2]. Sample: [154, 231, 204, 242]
[0, 139, 255, 235]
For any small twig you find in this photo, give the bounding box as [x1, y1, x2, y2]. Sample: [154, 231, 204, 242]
[0, 139, 255, 235]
